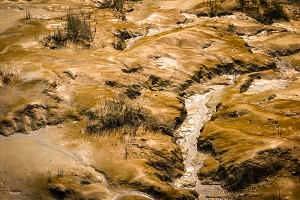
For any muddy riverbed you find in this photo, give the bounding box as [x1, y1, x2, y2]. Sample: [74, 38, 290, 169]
[172, 85, 229, 199]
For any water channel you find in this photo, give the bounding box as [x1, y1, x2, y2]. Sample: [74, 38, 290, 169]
[172, 85, 228, 199]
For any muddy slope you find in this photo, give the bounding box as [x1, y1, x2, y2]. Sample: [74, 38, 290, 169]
[0, 0, 300, 199]
[196, 2, 300, 198]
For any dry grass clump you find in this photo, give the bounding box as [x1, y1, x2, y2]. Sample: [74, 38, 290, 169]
[99, 0, 124, 11]
[200, 0, 288, 23]
[25, 10, 31, 20]
[237, 0, 288, 24]
[0, 66, 20, 85]
[99, 0, 127, 20]
[43, 29, 68, 49]
[85, 98, 145, 133]
[43, 12, 94, 49]
[85, 97, 176, 135]
[65, 12, 94, 45]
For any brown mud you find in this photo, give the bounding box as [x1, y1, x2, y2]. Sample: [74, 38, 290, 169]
[0, 0, 300, 199]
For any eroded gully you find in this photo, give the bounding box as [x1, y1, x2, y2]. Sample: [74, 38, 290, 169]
[172, 85, 228, 199]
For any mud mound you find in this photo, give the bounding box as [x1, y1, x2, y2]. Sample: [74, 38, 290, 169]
[197, 72, 300, 198]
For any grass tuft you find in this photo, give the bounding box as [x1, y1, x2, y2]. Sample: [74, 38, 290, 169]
[85, 98, 145, 133]
[43, 29, 68, 49]
[85, 97, 176, 136]
[42, 12, 94, 49]
[99, 0, 126, 20]
[0, 66, 20, 84]
[25, 10, 31, 20]
[237, 0, 288, 24]
[65, 12, 94, 45]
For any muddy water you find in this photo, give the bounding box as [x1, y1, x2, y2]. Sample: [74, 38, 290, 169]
[172, 85, 228, 199]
